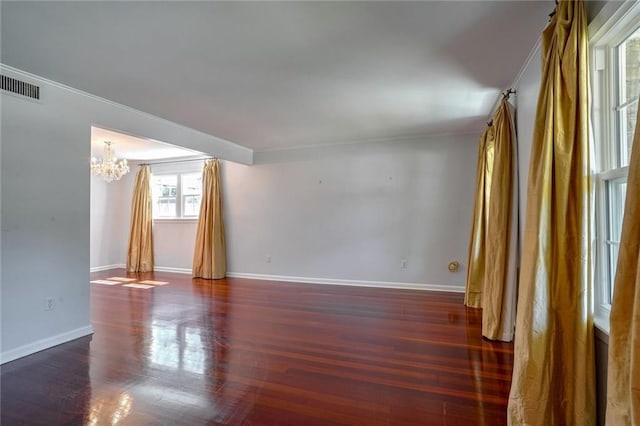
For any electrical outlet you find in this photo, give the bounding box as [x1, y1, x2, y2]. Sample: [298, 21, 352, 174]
[44, 297, 54, 311]
[266, 255, 272, 263]
[400, 259, 408, 269]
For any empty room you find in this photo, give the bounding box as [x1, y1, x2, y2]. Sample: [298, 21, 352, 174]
[1, 1, 639, 425]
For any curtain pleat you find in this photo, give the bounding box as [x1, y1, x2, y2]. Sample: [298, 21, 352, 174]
[465, 127, 492, 308]
[483, 100, 518, 342]
[192, 159, 226, 279]
[465, 99, 518, 342]
[606, 96, 640, 425]
[507, 0, 595, 424]
[126, 165, 154, 273]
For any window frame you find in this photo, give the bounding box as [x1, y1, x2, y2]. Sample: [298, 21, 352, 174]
[180, 173, 204, 218]
[590, 1, 640, 333]
[152, 174, 179, 219]
[151, 167, 203, 221]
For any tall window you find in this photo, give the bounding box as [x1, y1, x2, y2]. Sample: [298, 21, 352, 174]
[592, 6, 640, 326]
[151, 172, 202, 219]
[181, 173, 203, 217]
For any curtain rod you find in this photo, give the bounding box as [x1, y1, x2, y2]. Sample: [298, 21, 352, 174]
[502, 88, 516, 100]
[486, 88, 516, 126]
[549, 0, 559, 21]
[139, 156, 216, 167]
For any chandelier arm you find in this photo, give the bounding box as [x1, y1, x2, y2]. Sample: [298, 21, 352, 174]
[90, 141, 130, 182]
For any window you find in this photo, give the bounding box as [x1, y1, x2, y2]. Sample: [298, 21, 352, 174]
[152, 172, 202, 219]
[181, 173, 202, 217]
[591, 4, 640, 328]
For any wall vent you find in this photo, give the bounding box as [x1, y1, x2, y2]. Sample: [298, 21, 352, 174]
[1, 74, 40, 100]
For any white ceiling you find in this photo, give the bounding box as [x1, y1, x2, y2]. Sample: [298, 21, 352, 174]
[2, 1, 551, 152]
[91, 127, 203, 161]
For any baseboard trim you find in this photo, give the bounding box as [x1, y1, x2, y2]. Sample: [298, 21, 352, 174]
[92, 266, 465, 293]
[90, 265, 193, 275]
[225, 272, 465, 293]
[1, 325, 94, 365]
[90, 264, 125, 272]
[154, 266, 192, 275]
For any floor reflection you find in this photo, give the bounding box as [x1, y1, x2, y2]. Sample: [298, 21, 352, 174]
[128, 286, 153, 373]
[192, 277, 264, 424]
[86, 278, 205, 423]
[87, 391, 133, 426]
[2, 272, 514, 425]
[150, 322, 206, 374]
[86, 275, 263, 424]
[464, 305, 514, 425]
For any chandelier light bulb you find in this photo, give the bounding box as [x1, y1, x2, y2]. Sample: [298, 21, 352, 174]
[90, 141, 130, 183]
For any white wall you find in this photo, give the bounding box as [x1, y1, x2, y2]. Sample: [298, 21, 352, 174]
[153, 221, 198, 270]
[224, 136, 477, 289]
[514, 43, 542, 244]
[2, 84, 92, 362]
[90, 172, 133, 269]
[0, 65, 251, 363]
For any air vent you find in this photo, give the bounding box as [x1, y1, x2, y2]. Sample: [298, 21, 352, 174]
[1, 74, 40, 100]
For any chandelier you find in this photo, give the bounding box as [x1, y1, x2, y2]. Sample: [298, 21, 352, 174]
[90, 141, 130, 183]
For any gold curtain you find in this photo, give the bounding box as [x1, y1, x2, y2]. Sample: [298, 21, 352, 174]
[465, 99, 518, 342]
[193, 159, 226, 279]
[606, 96, 640, 424]
[465, 126, 493, 308]
[126, 165, 154, 273]
[507, 0, 594, 424]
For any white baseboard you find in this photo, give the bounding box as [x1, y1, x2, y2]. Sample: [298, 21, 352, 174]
[225, 272, 465, 293]
[1, 325, 94, 365]
[90, 264, 125, 272]
[90, 265, 192, 275]
[91, 266, 464, 293]
[154, 266, 192, 275]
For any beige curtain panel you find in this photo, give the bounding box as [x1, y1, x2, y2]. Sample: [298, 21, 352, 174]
[465, 99, 518, 342]
[465, 126, 492, 309]
[607, 96, 640, 424]
[126, 165, 154, 273]
[193, 159, 226, 279]
[508, 0, 595, 424]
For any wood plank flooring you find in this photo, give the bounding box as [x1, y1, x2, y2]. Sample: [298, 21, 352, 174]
[1, 270, 513, 425]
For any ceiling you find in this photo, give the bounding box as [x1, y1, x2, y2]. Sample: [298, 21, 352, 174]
[2, 1, 551, 152]
[91, 127, 203, 161]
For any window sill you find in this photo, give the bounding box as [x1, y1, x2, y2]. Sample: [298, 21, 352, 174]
[153, 218, 199, 224]
[594, 314, 610, 338]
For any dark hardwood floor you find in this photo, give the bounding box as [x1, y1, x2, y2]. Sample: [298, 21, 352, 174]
[1, 270, 513, 425]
